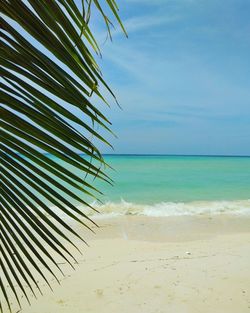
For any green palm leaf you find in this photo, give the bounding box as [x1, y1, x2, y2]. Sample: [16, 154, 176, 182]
[0, 1, 126, 312]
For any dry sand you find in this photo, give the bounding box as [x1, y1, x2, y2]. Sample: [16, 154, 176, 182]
[8, 216, 250, 313]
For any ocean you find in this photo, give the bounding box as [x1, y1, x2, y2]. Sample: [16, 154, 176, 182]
[45, 154, 250, 218]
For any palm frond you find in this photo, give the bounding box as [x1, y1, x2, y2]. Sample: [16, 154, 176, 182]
[0, 0, 125, 312]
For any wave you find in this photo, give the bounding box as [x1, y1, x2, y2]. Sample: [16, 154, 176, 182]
[79, 199, 250, 218]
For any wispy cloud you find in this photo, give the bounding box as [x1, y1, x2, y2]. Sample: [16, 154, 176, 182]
[117, 14, 180, 35]
[96, 0, 250, 155]
[96, 13, 180, 39]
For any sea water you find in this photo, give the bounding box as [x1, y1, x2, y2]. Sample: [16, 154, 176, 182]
[44, 155, 250, 218]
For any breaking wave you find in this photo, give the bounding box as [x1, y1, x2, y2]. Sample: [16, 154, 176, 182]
[82, 199, 250, 218]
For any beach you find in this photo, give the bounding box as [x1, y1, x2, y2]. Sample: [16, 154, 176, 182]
[3, 1, 250, 312]
[17, 215, 250, 313]
[3, 155, 250, 312]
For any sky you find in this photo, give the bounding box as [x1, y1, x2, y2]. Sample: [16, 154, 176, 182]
[88, 0, 250, 155]
[4, 0, 250, 156]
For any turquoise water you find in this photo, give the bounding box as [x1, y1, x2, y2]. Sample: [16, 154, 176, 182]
[28, 155, 250, 216]
[96, 155, 250, 203]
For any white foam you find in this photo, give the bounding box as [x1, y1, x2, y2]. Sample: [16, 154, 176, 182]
[80, 199, 250, 218]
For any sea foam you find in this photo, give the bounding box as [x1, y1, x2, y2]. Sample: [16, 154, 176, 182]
[80, 199, 250, 218]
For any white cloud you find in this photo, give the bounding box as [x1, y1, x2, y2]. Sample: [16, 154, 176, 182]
[120, 14, 179, 34]
[96, 13, 180, 39]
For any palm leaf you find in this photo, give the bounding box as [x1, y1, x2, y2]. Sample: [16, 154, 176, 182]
[0, 0, 125, 312]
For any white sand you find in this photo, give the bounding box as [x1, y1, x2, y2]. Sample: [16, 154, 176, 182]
[5, 216, 250, 313]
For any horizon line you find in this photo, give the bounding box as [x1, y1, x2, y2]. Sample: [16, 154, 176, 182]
[96, 153, 250, 158]
[41, 152, 250, 157]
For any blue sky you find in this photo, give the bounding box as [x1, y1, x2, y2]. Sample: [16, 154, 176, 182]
[88, 0, 250, 155]
[4, 1, 250, 155]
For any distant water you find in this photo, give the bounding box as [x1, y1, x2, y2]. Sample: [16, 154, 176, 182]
[36, 155, 250, 217]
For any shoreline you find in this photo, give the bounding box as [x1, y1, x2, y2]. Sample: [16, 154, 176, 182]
[68, 199, 250, 220]
[7, 215, 250, 313]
